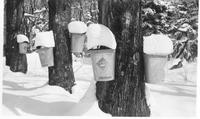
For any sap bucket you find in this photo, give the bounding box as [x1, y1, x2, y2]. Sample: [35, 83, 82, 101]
[68, 21, 87, 53]
[17, 34, 29, 54]
[144, 54, 168, 83]
[19, 42, 29, 54]
[71, 33, 86, 53]
[37, 47, 54, 67]
[143, 34, 173, 84]
[90, 49, 115, 81]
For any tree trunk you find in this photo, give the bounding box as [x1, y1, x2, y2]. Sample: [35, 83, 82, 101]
[5, 0, 27, 73]
[23, 0, 49, 40]
[48, 0, 75, 93]
[96, 0, 151, 116]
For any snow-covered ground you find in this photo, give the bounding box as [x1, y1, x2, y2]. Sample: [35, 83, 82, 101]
[2, 53, 197, 117]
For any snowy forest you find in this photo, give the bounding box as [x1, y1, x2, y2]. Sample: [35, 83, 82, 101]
[2, 0, 198, 117]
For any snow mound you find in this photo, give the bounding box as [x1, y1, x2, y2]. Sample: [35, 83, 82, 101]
[17, 34, 29, 43]
[34, 30, 55, 48]
[146, 83, 196, 117]
[86, 24, 116, 49]
[143, 34, 173, 55]
[2, 55, 196, 116]
[35, 80, 91, 103]
[68, 21, 87, 34]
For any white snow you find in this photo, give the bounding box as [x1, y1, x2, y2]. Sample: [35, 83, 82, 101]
[146, 83, 196, 117]
[2, 53, 111, 116]
[68, 21, 87, 34]
[34, 31, 55, 48]
[17, 34, 29, 43]
[34, 8, 47, 14]
[143, 34, 173, 55]
[2, 53, 197, 117]
[86, 24, 116, 50]
[145, 59, 197, 117]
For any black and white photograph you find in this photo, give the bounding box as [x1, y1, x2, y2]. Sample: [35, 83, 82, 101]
[1, 0, 199, 117]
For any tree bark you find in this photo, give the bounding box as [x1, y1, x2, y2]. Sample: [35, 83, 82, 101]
[96, 0, 151, 116]
[23, 0, 49, 40]
[48, 0, 75, 93]
[5, 0, 27, 73]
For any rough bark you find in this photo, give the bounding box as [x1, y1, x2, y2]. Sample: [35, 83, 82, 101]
[48, 0, 75, 93]
[5, 0, 27, 73]
[96, 0, 151, 116]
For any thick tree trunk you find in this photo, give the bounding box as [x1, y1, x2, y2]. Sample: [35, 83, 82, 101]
[5, 0, 27, 73]
[96, 0, 151, 116]
[48, 0, 75, 93]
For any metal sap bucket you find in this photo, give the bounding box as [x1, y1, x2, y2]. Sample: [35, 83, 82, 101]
[143, 34, 173, 84]
[90, 49, 115, 81]
[144, 54, 167, 84]
[17, 34, 29, 54]
[71, 33, 86, 53]
[19, 42, 29, 54]
[37, 47, 54, 67]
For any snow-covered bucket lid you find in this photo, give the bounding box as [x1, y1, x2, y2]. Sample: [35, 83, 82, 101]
[34, 30, 55, 47]
[68, 21, 87, 34]
[143, 34, 173, 55]
[17, 34, 29, 43]
[86, 24, 116, 50]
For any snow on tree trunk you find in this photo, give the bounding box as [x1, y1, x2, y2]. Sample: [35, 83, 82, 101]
[71, 0, 98, 23]
[48, 0, 75, 93]
[96, 0, 151, 116]
[5, 0, 27, 73]
[23, 0, 49, 41]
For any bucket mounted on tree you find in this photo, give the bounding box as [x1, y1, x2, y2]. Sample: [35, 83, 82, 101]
[17, 34, 29, 54]
[143, 34, 173, 83]
[34, 30, 55, 67]
[68, 21, 87, 54]
[86, 24, 117, 81]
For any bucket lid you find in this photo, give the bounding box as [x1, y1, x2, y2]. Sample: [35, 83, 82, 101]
[143, 34, 173, 55]
[86, 24, 116, 50]
[17, 34, 29, 43]
[68, 21, 87, 34]
[34, 30, 55, 48]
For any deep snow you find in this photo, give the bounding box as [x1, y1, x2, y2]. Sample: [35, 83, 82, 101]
[2, 52, 197, 117]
